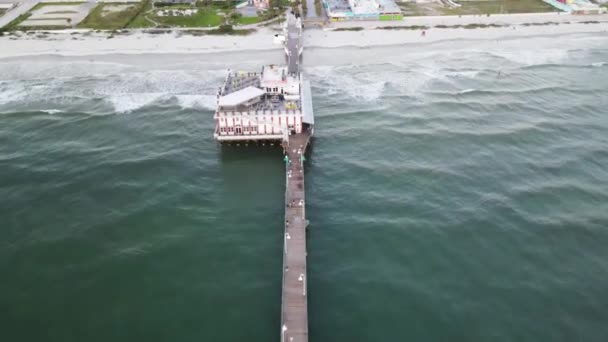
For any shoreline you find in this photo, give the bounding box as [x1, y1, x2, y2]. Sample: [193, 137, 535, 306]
[1, 13, 608, 59]
[307, 21, 608, 49]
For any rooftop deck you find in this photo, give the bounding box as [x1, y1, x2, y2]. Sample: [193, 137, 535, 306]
[217, 94, 300, 113]
[218, 67, 302, 113]
[221, 72, 260, 95]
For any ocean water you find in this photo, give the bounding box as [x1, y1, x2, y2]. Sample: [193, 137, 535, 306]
[1, 32, 608, 341]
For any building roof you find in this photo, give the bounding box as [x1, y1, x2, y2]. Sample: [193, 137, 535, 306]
[262, 65, 286, 82]
[218, 86, 265, 107]
[301, 79, 314, 125]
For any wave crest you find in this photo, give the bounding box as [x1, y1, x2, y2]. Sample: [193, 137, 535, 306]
[0, 67, 226, 113]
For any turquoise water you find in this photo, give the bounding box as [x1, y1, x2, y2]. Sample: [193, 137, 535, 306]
[1, 32, 608, 341]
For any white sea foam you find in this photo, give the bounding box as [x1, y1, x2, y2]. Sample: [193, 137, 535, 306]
[2, 31, 606, 113]
[0, 57, 229, 112]
[487, 48, 570, 66]
[446, 70, 481, 79]
[41, 109, 63, 114]
[106, 93, 168, 113]
[92, 69, 224, 112]
[306, 65, 387, 102]
[0, 60, 134, 81]
[0, 84, 28, 105]
[175, 94, 217, 110]
[591, 62, 606, 67]
[307, 62, 461, 102]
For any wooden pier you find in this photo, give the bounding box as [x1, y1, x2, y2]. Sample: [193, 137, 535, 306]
[213, 12, 313, 341]
[281, 130, 312, 342]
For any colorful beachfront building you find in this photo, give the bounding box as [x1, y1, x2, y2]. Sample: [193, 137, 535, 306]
[249, 0, 270, 9]
[256, 0, 270, 9]
[324, 0, 403, 21]
[542, 0, 607, 14]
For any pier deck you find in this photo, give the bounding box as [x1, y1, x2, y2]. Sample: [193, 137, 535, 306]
[281, 131, 311, 342]
[215, 12, 313, 341]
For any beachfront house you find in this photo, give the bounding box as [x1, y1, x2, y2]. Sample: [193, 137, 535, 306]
[324, 0, 402, 21]
[249, 0, 270, 9]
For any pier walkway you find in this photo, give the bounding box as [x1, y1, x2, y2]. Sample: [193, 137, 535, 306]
[281, 130, 312, 342]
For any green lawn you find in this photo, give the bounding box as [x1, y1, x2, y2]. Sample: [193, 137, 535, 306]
[126, 14, 155, 28]
[78, 2, 145, 29]
[398, 3, 431, 16]
[400, 0, 557, 16]
[130, 4, 222, 28]
[236, 16, 259, 25]
[30, 2, 86, 11]
[126, 0, 155, 28]
[155, 8, 221, 27]
[440, 0, 556, 15]
[2, 12, 29, 30]
[3, 2, 87, 30]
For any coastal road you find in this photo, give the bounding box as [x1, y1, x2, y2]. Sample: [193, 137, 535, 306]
[72, 0, 97, 26]
[0, 0, 40, 28]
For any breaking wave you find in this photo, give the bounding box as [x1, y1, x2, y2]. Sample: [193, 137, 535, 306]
[1, 32, 607, 113]
[0, 65, 225, 113]
[105, 93, 169, 113]
[41, 109, 64, 114]
[174, 95, 217, 110]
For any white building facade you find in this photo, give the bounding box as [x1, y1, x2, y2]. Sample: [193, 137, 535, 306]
[214, 65, 308, 142]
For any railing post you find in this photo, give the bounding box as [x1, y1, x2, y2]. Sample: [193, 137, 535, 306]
[282, 325, 288, 342]
[284, 233, 290, 254]
[298, 273, 306, 296]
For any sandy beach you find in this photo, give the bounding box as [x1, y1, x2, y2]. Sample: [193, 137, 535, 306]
[0, 13, 607, 59]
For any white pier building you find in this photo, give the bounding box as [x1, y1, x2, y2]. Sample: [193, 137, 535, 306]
[214, 13, 313, 143]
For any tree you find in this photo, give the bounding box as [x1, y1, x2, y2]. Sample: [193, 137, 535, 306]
[230, 11, 242, 21]
[269, 0, 283, 9]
